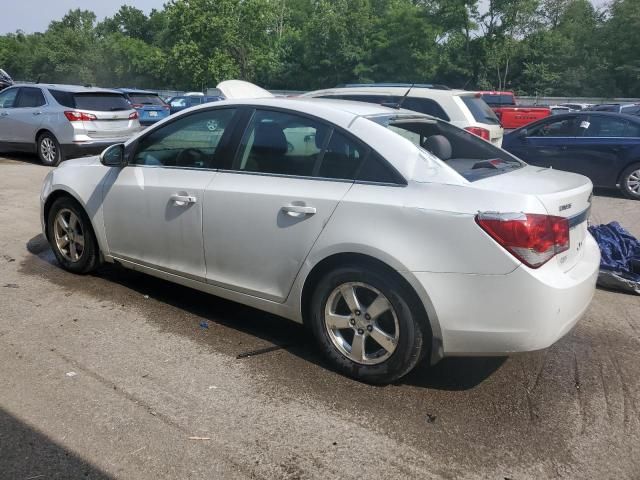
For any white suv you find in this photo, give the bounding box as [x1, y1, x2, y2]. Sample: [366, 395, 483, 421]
[303, 83, 504, 146]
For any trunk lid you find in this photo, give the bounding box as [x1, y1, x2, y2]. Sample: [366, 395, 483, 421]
[475, 166, 593, 272]
[216, 80, 274, 99]
[82, 109, 136, 139]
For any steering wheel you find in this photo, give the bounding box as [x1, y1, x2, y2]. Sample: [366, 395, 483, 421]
[175, 148, 206, 168]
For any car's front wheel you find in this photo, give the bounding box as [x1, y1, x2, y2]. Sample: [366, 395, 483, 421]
[37, 132, 62, 167]
[310, 265, 428, 384]
[620, 163, 640, 200]
[47, 197, 99, 274]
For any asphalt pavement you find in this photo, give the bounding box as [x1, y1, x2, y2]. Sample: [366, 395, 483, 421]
[1, 154, 639, 479]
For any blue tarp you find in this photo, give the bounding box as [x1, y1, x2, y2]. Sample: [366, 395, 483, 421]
[588, 222, 640, 294]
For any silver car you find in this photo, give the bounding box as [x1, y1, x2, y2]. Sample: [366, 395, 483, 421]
[0, 84, 140, 166]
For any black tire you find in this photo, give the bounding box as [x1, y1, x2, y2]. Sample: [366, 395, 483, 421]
[309, 264, 429, 384]
[47, 197, 99, 274]
[620, 163, 640, 200]
[37, 132, 62, 166]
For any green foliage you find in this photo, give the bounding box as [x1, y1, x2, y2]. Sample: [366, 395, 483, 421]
[0, 0, 638, 96]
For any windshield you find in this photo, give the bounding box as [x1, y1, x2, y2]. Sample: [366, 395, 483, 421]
[369, 114, 523, 182]
[460, 95, 500, 124]
[129, 94, 165, 106]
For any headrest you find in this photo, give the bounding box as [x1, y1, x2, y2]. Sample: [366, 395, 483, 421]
[424, 135, 452, 160]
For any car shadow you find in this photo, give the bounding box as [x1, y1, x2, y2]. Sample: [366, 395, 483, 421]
[0, 151, 42, 165]
[593, 187, 626, 199]
[25, 233, 502, 391]
[0, 407, 115, 479]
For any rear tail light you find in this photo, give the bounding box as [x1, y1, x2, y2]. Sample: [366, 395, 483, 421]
[162, 105, 170, 110]
[476, 212, 570, 268]
[131, 104, 144, 109]
[465, 126, 491, 141]
[64, 111, 97, 122]
[129, 111, 139, 120]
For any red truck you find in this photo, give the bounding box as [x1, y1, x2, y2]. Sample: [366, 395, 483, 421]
[478, 91, 551, 130]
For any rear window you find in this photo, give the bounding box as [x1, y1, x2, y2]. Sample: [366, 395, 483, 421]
[128, 94, 165, 106]
[49, 90, 131, 111]
[481, 94, 515, 106]
[460, 95, 500, 125]
[370, 114, 523, 182]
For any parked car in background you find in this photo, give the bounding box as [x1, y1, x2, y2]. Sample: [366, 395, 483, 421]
[0, 84, 140, 166]
[304, 83, 504, 146]
[588, 103, 640, 116]
[479, 91, 551, 129]
[118, 88, 170, 125]
[558, 103, 593, 111]
[167, 94, 224, 115]
[503, 112, 640, 199]
[0, 68, 13, 91]
[40, 81, 599, 384]
[550, 105, 572, 114]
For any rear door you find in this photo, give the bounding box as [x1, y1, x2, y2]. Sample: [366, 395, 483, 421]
[202, 108, 362, 302]
[11, 87, 46, 143]
[566, 114, 640, 187]
[73, 92, 136, 139]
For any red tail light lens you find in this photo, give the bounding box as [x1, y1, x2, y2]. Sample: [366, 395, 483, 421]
[64, 111, 97, 122]
[476, 212, 570, 268]
[129, 111, 139, 120]
[465, 126, 491, 141]
[162, 105, 170, 110]
[131, 104, 144, 109]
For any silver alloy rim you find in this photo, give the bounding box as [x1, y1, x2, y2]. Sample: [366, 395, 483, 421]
[324, 282, 399, 365]
[41, 137, 57, 163]
[53, 209, 85, 262]
[627, 169, 640, 195]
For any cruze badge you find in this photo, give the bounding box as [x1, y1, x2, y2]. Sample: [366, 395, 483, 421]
[559, 203, 572, 212]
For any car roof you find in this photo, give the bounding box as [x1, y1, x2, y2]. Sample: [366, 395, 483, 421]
[304, 86, 470, 98]
[14, 83, 125, 94]
[117, 88, 159, 95]
[181, 96, 425, 129]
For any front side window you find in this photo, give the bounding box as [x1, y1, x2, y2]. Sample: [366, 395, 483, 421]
[16, 87, 46, 108]
[0, 87, 19, 108]
[132, 108, 236, 168]
[528, 117, 579, 137]
[170, 97, 187, 108]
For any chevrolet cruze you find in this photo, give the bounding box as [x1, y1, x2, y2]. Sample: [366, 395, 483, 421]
[40, 82, 600, 383]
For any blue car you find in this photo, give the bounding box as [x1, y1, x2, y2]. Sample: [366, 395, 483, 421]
[502, 112, 640, 200]
[166, 95, 224, 115]
[118, 89, 170, 125]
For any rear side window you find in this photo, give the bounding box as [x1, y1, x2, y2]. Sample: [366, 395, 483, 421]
[128, 94, 165, 106]
[460, 95, 500, 125]
[49, 90, 75, 108]
[320, 94, 450, 121]
[16, 87, 46, 108]
[356, 152, 404, 184]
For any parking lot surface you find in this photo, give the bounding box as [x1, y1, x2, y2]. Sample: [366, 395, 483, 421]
[1, 155, 639, 479]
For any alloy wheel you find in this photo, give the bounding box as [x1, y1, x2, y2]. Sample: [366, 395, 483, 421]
[324, 282, 399, 365]
[53, 209, 85, 262]
[41, 137, 57, 164]
[627, 169, 640, 195]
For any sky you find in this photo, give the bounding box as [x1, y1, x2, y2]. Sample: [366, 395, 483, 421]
[0, 0, 610, 35]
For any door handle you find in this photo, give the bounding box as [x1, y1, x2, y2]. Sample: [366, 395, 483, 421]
[170, 194, 197, 206]
[33, 111, 42, 116]
[0, 112, 8, 117]
[282, 204, 316, 216]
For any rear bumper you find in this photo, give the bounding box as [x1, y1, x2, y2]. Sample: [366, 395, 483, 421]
[62, 140, 128, 159]
[412, 233, 600, 356]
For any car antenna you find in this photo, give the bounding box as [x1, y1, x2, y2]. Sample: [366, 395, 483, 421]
[35, 75, 41, 84]
[397, 83, 415, 109]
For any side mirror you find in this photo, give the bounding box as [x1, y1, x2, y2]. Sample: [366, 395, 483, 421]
[100, 143, 126, 167]
[518, 128, 528, 139]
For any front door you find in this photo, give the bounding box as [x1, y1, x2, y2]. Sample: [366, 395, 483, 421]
[203, 108, 367, 302]
[102, 107, 238, 279]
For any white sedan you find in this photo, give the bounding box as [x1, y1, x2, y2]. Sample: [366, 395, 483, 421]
[40, 82, 600, 383]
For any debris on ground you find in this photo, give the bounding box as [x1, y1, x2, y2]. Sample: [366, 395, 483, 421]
[588, 221, 640, 295]
[426, 413, 437, 423]
[236, 345, 286, 359]
[65, 371, 77, 378]
[188, 436, 211, 441]
[3, 283, 19, 288]
[199, 321, 209, 329]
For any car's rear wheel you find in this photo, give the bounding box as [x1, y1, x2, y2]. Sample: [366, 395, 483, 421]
[309, 265, 428, 384]
[47, 197, 99, 274]
[620, 163, 640, 200]
[37, 132, 62, 167]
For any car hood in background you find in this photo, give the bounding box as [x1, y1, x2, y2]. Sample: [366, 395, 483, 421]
[216, 80, 274, 100]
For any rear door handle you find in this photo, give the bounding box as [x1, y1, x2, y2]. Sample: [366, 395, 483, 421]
[170, 194, 197, 206]
[0, 112, 8, 117]
[282, 204, 316, 216]
[33, 111, 42, 116]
